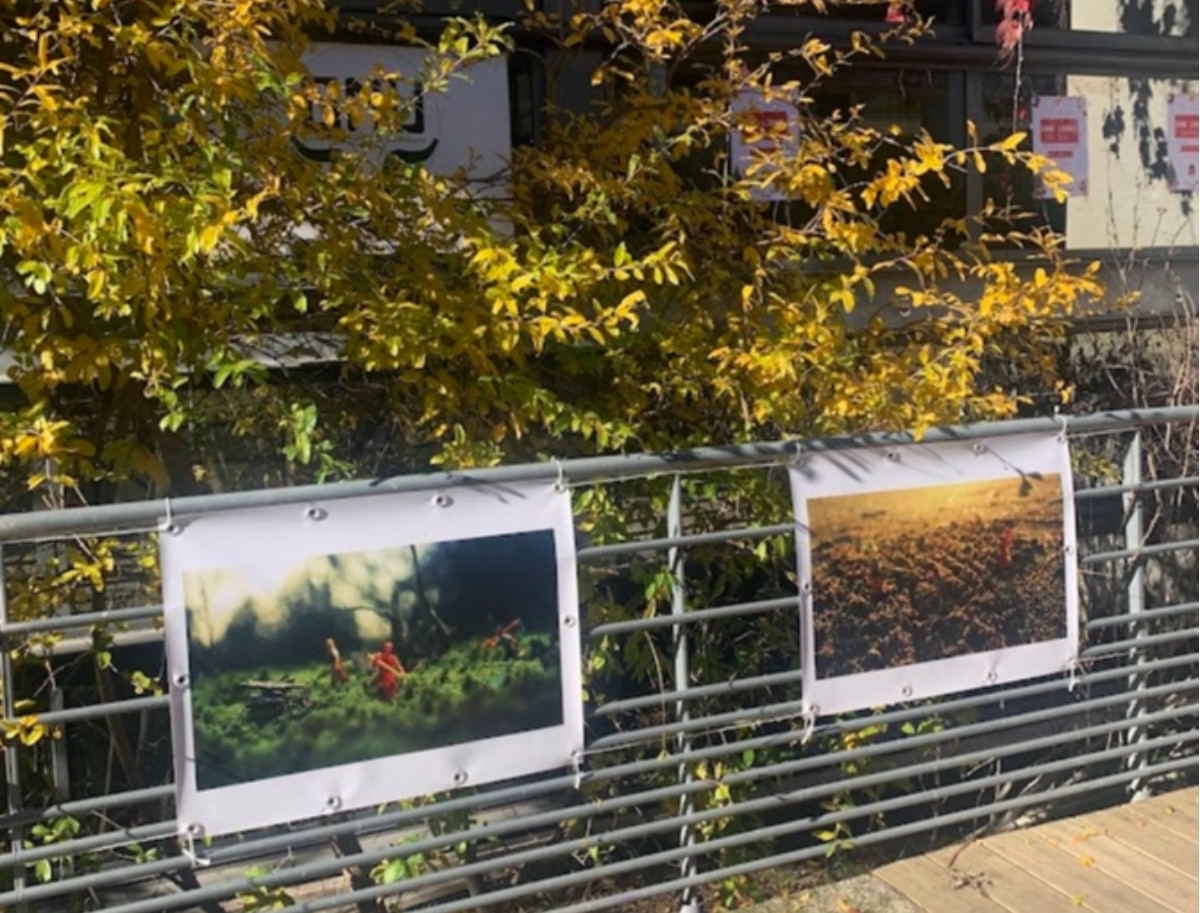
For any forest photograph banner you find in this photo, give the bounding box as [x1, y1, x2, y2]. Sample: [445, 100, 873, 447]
[789, 433, 1078, 717]
[160, 482, 582, 838]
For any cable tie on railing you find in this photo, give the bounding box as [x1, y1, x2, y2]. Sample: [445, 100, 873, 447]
[800, 707, 817, 746]
[571, 749, 585, 790]
[179, 829, 210, 869]
[1066, 656, 1082, 693]
[552, 458, 566, 493]
[1053, 409, 1070, 443]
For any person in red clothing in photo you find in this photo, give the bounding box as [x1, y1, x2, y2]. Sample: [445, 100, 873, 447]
[370, 641, 407, 701]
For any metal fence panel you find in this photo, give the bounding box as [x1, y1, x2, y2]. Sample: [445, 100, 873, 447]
[0, 406, 1195, 913]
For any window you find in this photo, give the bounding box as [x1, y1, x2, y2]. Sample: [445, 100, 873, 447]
[973, 0, 1197, 39]
[974, 71, 1198, 251]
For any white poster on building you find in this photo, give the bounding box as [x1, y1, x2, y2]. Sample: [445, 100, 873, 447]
[789, 434, 1078, 718]
[1167, 93, 1199, 193]
[1033, 96, 1088, 198]
[296, 43, 511, 183]
[730, 90, 800, 202]
[161, 482, 582, 838]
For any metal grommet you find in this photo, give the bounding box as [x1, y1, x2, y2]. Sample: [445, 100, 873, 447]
[304, 504, 326, 521]
[1063, 543, 1073, 555]
[325, 795, 342, 812]
[432, 493, 453, 508]
[173, 672, 190, 689]
[453, 770, 468, 786]
[801, 580, 812, 594]
[886, 449, 900, 462]
[162, 522, 181, 537]
[986, 670, 998, 684]
[563, 616, 576, 629]
[972, 443, 987, 455]
[901, 685, 913, 698]
[186, 823, 204, 838]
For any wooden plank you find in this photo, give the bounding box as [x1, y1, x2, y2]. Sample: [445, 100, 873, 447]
[1087, 795, 1198, 843]
[1092, 803, 1200, 875]
[1034, 819, 1197, 913]
[876, 855, 1010, 913]
[925, 840, 1099, 913]
[984, 829, 1174, 913]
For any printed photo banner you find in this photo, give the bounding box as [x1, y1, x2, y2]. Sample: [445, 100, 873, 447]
[161, 481, 582, 838]
[789, 433, 1078, 718]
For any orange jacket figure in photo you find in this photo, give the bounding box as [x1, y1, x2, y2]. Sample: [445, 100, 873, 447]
[371, 641, 407, 701]
[326, 637, 349, 686]
[999, 527, 1015, 569]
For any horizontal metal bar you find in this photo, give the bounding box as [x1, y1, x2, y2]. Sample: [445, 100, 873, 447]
[1081, 627, 1200, 659]
[9, 693, 1190, 906]
[0, 785, 173, 831]
[0, 605, 162, 637]
[589, 650, 1198, 752]
[1074, 476, 1200, 500]
[30, 668, 1192, 910]
[0, 406, 1192, 543]
[260, 745, 1200, 913]
[540, 758, 1200, 913]
[0, 820, 176, 869]
[592, 669, 804, 717]
[587, 596, 796, 638]
[5, 650, 1194, 856]
[112, 712, 1198, 913]
[45, 678, 1196, 911]
[29, 627, 164, 657]
[24, 695, 169, 727]
[182, 656, 1200, 877]
[578, 524, 792, 561]
[1082, 539, 1200, 566]
[1086, 602, 1200, 631]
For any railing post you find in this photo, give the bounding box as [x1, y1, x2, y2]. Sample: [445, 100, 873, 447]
[0, 547, 27, 907]
[668, 476, 699, 913]
[1122, 432, 1151, 802]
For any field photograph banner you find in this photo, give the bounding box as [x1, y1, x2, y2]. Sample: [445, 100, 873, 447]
[789, 433, 1078, 717]
[161, 482, 581, 838]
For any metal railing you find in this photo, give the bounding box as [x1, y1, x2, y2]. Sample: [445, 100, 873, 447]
[0, 406, 1195, 913]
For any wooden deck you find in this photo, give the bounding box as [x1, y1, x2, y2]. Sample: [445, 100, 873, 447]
[875, 787, 1199, 913]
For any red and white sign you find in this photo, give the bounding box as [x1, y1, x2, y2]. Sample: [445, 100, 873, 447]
[1167, 93, 1199, 193]
[1032, 96, 1088, 198]
[731, 90, 800, 202]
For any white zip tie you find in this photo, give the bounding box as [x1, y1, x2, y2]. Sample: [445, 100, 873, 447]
[180, 830, 210, 868]
[800, 707, 818, 746]
[552, 458, 567, 493]
[1066, 656, 1081, 693]
[1054, 410, 1070, 443]
[571, 750, 585, 790]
